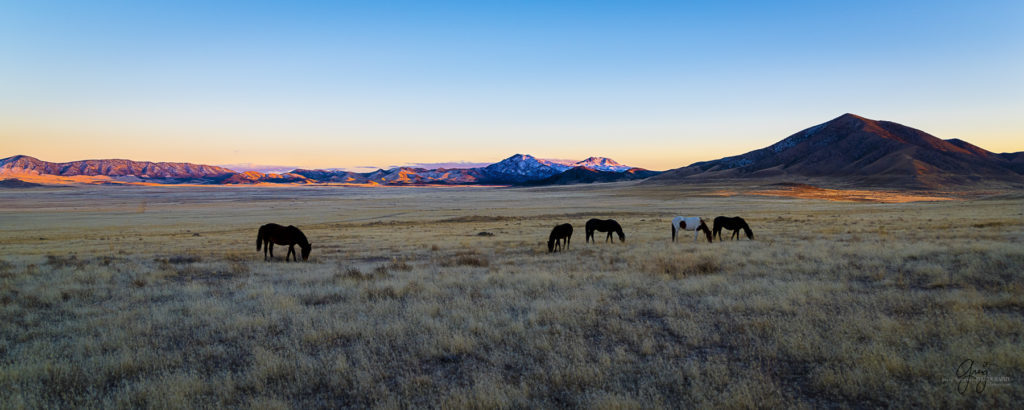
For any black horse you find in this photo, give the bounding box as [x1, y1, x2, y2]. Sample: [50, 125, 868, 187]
[257, 223, 312, 261]
[548, 223, 573, 252]
[585, 218, 625, 243]
[712, 216, 754, 241]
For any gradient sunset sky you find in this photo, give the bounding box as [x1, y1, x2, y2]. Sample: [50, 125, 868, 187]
[2, 1, 1021, 171]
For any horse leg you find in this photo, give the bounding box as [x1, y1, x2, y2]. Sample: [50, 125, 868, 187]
[287, 244, 295, 262]
[268, 243, 274, 260]
[672, 226, 676, 242]
[694, 229, 698, 242]
[263, 240, 269, 261]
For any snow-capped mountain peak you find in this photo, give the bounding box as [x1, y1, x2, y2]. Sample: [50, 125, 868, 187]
[572, 156, 631, 172]
[484, 154, 570, 177]
[535, 157, 578, 168]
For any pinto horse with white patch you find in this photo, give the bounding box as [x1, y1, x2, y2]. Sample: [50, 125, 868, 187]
[671, 216, 713, 243]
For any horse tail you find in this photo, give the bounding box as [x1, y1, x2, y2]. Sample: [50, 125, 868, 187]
[256, 228, 263, 251]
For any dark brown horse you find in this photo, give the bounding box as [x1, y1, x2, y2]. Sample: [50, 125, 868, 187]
[585, 218, 625, 243]
[257, 223, 312, 261]
[548, 223, 573, 252]
[712, 216, 754, 241]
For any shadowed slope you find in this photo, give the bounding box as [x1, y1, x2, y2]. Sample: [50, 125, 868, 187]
[526, 166, 660, 185]
[0, 178, 47, 188]
[650, 114, 1024, 188]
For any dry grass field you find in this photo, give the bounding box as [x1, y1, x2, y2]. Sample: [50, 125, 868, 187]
[1, 183, 1022, 408]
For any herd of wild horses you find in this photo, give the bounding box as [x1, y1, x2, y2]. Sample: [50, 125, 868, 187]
[257, 216, 753, 261]
[548, 216, 753, 253]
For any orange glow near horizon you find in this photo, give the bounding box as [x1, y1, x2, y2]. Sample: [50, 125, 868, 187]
[3, 129, 1021, 173]
[2, 109, 1022, 172]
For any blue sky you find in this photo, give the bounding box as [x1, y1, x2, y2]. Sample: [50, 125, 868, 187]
[1, 0, 1021, 170]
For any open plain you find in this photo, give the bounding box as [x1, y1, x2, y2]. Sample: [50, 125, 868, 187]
[1, 183, 1022, 408]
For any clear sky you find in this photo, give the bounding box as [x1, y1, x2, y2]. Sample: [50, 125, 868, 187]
[1, 0, 1021, 171]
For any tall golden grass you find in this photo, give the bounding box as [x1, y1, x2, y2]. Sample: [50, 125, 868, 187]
[0, 185, 1021, 407]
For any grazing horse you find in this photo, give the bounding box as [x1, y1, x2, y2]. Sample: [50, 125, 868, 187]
[257, 223, 312, 261]
[548, 223, 573, 252]
[585, 218, 625, 243]
[671, 216, 713, 243]
[712, 216, 754, 241]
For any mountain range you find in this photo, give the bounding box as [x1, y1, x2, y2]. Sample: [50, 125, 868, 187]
[3, 113, 1022, 189]
[0, 154, 657, 186]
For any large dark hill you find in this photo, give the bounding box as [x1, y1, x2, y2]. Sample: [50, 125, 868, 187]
[650, 114, 1024, 188]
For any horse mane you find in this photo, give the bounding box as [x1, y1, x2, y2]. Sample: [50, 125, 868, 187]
[548, 223, 573, 252]
[698, 220, 713, 242]
[287, 225, 310, 247]
[740, 220, 754, 240]
[729, 217, 754, 240]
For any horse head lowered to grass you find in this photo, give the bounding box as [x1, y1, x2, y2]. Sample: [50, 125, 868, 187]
[548, 223, 573, 252]
[257, 223, 311, 261]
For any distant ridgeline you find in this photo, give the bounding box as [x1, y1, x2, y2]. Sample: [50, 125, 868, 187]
[4, 114, 1022, 189]
[0, 154, 659, 186]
